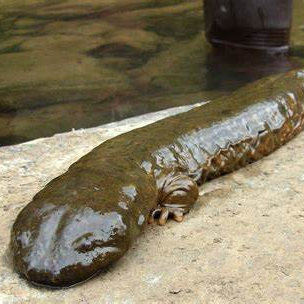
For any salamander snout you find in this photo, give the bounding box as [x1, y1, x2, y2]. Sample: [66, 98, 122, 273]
[10, 203, 130, 287]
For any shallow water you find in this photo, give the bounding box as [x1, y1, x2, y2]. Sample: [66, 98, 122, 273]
[1, 0, 304, 145]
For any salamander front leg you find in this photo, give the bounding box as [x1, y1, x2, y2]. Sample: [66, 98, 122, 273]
[149, 174, 199, 226]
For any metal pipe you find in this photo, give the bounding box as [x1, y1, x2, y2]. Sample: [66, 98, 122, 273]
[204, 0, 293, 52]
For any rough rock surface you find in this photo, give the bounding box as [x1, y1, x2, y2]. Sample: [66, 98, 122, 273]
[1, 105, 304, 304]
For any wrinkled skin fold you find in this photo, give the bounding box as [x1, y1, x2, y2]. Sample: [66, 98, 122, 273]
[10, 69, 304, 287]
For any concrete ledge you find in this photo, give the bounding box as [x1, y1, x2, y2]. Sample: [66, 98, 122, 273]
[1, 104, 304, 303]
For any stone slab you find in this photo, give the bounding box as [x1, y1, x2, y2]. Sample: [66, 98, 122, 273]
[0, 104, 304, 304]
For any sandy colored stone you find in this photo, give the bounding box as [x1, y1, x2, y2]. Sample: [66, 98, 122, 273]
[0, 104, 304, 304]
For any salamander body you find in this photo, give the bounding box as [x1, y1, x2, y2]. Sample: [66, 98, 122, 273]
[10, 70, 304, 287]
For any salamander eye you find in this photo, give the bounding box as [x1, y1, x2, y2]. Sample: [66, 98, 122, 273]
[72, 233, 95, 253]
[72, 229, 120, 253]
[75, 239, 104, 253]
[72, 233, 106, 252]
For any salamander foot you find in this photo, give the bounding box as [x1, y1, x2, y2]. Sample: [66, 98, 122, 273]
[149, 173, 199, 225]
[148, 206, 184, 225]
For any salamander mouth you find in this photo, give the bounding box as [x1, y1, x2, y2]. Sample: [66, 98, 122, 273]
[19, 245, 122, 288]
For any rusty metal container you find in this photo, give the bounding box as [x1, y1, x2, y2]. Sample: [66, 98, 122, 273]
[204, 0, 293, 52]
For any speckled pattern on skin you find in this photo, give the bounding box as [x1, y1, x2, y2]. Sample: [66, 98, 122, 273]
[9, 69, 304, 287]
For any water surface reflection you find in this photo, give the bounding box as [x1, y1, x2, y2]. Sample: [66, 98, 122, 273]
[0, 0, 304, 145]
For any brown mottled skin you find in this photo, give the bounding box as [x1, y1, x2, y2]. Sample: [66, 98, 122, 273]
[10, 70, 304, 287]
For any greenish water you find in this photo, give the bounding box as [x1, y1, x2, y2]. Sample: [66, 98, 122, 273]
[1, 0, 304, 146]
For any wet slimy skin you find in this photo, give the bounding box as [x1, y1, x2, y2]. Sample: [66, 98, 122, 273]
[10, 70, 304, 287]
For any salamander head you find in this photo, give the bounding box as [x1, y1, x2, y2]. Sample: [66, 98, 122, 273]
[10, 158, 155, 287]
[10, 200, 132, 287]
